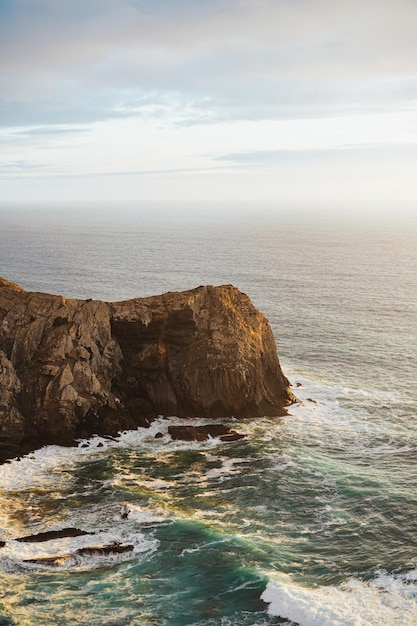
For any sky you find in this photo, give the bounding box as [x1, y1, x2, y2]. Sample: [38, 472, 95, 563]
[1, 0, 417, 214]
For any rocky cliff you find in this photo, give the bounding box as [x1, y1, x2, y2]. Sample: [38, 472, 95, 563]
[0, 277, 296, 461]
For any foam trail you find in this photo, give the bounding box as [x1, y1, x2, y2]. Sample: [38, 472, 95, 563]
[261, 571, 417, 626]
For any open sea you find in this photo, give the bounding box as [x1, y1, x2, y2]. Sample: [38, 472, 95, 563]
[0, 205, 416, 625]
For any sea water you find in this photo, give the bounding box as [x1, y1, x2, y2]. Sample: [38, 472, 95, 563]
[0, 205, 416, 625]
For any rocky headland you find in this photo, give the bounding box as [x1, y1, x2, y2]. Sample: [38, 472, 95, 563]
[0, 277, 296, 462]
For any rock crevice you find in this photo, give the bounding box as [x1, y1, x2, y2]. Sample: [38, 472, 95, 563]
[0, 277, 296, 461]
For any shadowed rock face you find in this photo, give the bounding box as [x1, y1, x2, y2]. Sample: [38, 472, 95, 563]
[0, 277, 296, 462]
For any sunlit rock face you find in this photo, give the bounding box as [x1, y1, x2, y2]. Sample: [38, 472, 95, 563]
[0, 277, 296, 461]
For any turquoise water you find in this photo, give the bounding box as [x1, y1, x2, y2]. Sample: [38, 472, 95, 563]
[0, 207, 416, 625]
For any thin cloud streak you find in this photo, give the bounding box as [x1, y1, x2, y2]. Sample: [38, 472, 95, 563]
[0, 165, 231, 179]
[215, 143, 417, 164]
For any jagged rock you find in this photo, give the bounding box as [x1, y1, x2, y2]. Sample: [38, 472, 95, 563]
[16, 528, 93, 543]
[0, 277, 296, 461]
[76, 543, 134, 556]
[0, 350, 25, 459]
[168, 424, 245, 442]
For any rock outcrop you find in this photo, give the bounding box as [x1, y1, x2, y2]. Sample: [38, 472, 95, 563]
[16, 528, 93, 543]
[0, 277, 295, 462]
[167, 424, 245, 442]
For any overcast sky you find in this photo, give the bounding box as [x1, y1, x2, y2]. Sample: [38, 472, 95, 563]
[1, 0, 417, 213]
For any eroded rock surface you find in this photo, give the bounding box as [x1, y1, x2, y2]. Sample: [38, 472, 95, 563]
[0, 277, 296, 461]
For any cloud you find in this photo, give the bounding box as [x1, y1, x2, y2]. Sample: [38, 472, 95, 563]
[0, 159, 47, 173]
[0, 124, 92, 155]
[11, 126, 91, 137]
[1, 0, 417, 127]
[0, 164, 227, 180]
[214, 142, 417, 166]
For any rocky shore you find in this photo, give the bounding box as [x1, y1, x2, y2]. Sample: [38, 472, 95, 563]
[0, 277, 296, 462]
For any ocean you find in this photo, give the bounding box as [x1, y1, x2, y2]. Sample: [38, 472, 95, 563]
[0, 205, 416, 625]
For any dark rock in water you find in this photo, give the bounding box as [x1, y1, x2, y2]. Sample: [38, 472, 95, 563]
[0, 277, 296, 462]
[23, 555, 74, 567]
[103, 435, 118, 442]
[0, 540, 5, 548]
[16, 528, 93, 543]
[155, 432, 164, 439]
[218, 432, 245, 442]
[168, 424, 245, 442]
[120, 505, 130, 519]
[76, 543, 134, 556]
[21, 542, 133, 567]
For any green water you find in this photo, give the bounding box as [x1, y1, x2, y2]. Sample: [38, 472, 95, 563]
[0, 212, 416, 624]
[1, 397, 416, 624]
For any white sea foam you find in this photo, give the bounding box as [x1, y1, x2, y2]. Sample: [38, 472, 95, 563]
[261, 570, 417, 626]
[0, 444, 83, 492]
[0, 416, 248, 567]
[122, 502, 168, 525]
[1, 501, 161, 572]
[1, 533, 158, 573]
[204, 458, 250, 481]
[0, 487, 168, 572]
[274, 373, 417, 463]
[0, 416, 242, 495]
[180, 536, 235, 557]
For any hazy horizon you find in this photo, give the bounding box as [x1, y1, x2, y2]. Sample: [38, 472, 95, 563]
[1, 199, 417, 225]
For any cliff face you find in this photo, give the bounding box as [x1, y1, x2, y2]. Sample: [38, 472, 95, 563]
[0, 277, 296, 461]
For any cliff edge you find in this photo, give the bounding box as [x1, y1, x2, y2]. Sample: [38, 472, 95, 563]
[0, 277, 296, 461]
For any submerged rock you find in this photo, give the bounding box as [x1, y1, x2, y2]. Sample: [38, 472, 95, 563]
[0, 277, 296, 461]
